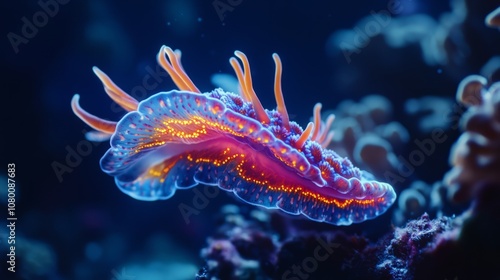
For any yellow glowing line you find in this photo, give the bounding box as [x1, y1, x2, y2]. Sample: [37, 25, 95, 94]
[134, 115, 245, 153]
[138, 156, 182, 183]
[183, 150, 382, 209]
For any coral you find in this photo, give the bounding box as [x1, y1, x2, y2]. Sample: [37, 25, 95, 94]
[437, 3, 500, 215]
[393, 180, 465, 226]
[413, 217, 500, 280]
[326, 0, 500, 101]
[199, 205, 279, 279]
[404, 96, 454, 133]
[198, 205, 484, 280]
[392, 181, 431, 225]
[444, 75, 500, 203]
[428, 180, 465, 218]
[198, 204, 381, 280]
[416, 0, 500, 79]
[195, 265, 210, 280]
[438, 57, 500, 280]
[480, 56, 500, 82]
[410, 7, 500, 279]
[324, 94, 408, 180]
[376, 213, 459, 280]
[486, 7, 500, 28]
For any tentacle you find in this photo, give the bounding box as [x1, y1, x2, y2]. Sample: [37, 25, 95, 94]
[233, 51, 271, 125]
[92, 67, 138, 111]
[229, 57, 252, 102]
[311, 103, 322, 140]
[161, 46, 200, 93]
[157, 46, 188, 90]
[164, 47, 200, 93]
[320, 131, 334, 148]
[296, 122, 314, 149]
[272, 53, 290, 130]
[157, 46, 200, 93]
[317, 114, 335, 144]
[71, 94, 117, 134]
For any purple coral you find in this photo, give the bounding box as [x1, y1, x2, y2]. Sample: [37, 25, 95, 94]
[393, 181, 430, 225]
[199, 204, 498, 280]
[198, 204, 383, 280]
[199, 205, 279, 279]
[376, 213, 457, 280]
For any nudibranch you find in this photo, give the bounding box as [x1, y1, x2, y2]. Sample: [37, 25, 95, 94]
[71, 46, 396, 225]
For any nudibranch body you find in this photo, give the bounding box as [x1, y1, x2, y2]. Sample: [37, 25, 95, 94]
[71, 46, 396, 225]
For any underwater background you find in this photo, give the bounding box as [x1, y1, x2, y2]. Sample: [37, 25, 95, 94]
[2, 0, 500, 279]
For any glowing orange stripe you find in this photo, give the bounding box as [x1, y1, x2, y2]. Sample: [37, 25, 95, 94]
[134, 115, 245, 153]
[182, 149, 381, 209]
